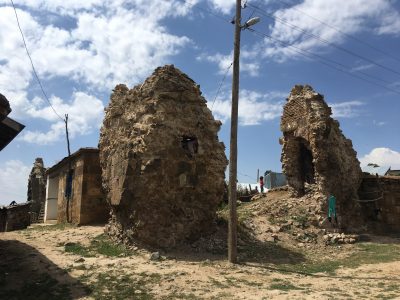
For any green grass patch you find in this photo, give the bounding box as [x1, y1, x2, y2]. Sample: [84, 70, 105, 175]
[208, 276, 229, 289]
[81, 272, 153, 300]
[65, 242, 93, 257]
[63, 234, 133, 257]
[269, 280, 303, 291]
[21, 223, 75, 232]
[281, 243, 400, 275]
[90, 234, 131, 257]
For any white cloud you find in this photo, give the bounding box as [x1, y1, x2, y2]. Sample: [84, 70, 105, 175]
[210, 90, 285, 125]
[207, 0, 235, 14]
[359, 148, 400, 174]
[197, 50, 260, 77]
[0, 1, 192, 144]
[329, 100, 364, 118]
[263, 0, 400, 61]
[0, 160, 31, 205]
[20, 92, 104, 144]
[373, 120, 386, 126]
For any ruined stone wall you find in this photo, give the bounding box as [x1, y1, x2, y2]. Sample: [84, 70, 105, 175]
[358, 175, 400, 232]
[0, 203, 31, 232]
[99, 65, 228, 248]
[79, 152, 108, 225]
[280, 85, 362, 229]
[27, 158, 47, 219]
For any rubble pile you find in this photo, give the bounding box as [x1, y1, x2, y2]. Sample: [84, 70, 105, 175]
[280, 85, 362, 229]
[99, 65, 228, 248]
[322, 232, 358, 245]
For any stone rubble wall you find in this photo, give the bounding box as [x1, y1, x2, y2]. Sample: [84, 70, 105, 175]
[280, 85, 362, 230]
[0, 203, 31, 232]
[358, 175, 400, 232]
[99, 65, 228, 248]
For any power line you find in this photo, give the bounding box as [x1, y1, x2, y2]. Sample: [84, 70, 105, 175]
[179, 0, 400, 95]
[247, 2, 400, 78]
[211, 62, 233, 109]
[245, 7, 394, 87]
[10, 0, 65, 122]
[270, 0, 400, 64]
[248, 28, 400, 95]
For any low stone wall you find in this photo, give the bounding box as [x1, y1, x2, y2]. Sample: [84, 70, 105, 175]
[0, 203, 31, 232]
[358, 175, 400, 232]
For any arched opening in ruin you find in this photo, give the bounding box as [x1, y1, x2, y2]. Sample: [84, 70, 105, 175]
[298, 138, 315, 185]
[181, 136, 198, 157]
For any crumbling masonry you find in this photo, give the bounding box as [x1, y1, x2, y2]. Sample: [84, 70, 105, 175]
[99, 65, 228, 248]
[280, 85, 362, 229]
[27, 158, 47, 222]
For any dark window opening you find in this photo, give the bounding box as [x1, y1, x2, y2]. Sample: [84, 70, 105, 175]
[65, 169, 74, 199]
[181, 136, 198, 157]
[299, 141, 315, 184]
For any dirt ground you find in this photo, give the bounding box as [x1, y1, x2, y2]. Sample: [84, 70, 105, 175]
[1, 192, 400, 299]
[1, 226, 400, 299]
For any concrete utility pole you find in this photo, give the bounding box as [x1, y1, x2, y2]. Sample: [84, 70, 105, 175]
[228, 0, 242, 264]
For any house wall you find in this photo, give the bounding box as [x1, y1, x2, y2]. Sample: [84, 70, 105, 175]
[57, 157, 84, 224]
[48, 150, 107, 225]
[79, 152, 108, 224]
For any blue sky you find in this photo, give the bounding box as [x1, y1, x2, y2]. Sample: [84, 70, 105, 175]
[1, 0, 400, 205]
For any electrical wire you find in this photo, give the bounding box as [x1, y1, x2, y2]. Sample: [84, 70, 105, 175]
[247, 2, 400, 78]
[267, 0, 400, 64]
[211, 62, 233, 109]
[247, 28, 400, 95]
[180, 0, 400, 95]
[10, 0, 65, 122]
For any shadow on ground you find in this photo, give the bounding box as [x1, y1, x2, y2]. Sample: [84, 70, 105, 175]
[0, 239, 88, 300]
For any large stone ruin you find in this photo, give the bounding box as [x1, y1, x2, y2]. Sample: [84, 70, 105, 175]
[99, 65, 228, 248]
[280, 85, 362, 229]
[27, 158, 47, 222]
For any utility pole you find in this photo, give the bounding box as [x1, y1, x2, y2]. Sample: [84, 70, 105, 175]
[228, 0, 242, 264]
[228, 2, 260, 264]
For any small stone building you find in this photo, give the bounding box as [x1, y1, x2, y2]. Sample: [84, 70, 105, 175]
[99, 65, 228, 248]
[280, 85, 362, 229]
[27, 158, 47, 222]
[0, 202, 31, 232]
[44, 148, 108, 225]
